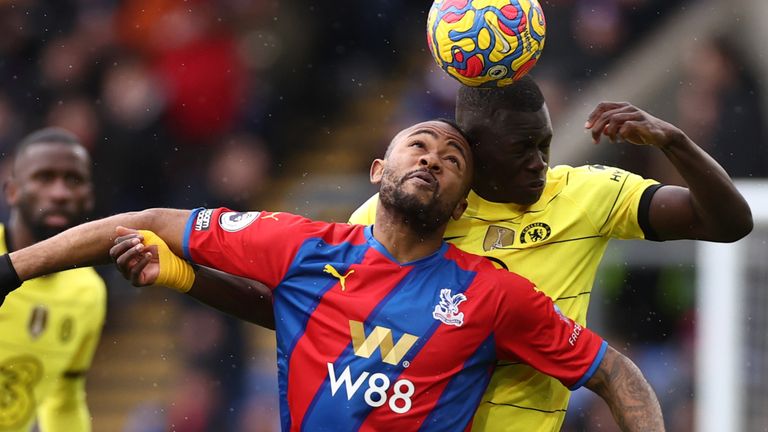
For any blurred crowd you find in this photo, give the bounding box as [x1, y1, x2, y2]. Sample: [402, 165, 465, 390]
[1, 0, 765, 431]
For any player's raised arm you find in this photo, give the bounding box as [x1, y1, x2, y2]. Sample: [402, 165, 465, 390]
[585, 101, 752, 242]
[0, 208, 191, 302]
[584, 346, 664, 431]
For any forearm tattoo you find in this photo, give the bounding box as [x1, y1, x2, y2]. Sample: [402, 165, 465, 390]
[587, 348, 665, 432]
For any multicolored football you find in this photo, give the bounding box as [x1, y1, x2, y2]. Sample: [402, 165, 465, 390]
[427, 0, 546, 87]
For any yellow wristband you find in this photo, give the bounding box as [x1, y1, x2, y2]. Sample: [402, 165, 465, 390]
[137, 230, 195, 293]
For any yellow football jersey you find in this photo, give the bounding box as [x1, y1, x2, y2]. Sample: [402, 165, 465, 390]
[349, 164, 660, 432]
[0, 224, 106, 432]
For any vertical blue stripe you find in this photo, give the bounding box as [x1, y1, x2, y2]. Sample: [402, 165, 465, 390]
[273, 237, 370, 431]
[182, 207, 203, 261]
[419, 335, 496, 432]
[300, 249, 478, 430]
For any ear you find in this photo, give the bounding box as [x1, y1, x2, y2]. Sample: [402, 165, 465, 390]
[450, 197, 468, 221]
[4, 178, 18, 207]
[369, 158, 385, 185]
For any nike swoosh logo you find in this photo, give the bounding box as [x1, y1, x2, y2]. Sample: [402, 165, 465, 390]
[489, 19, 512, 54]
[444, 236, 466, 241]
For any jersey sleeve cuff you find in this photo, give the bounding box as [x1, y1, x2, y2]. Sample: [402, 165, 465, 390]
[182, 208, 204, 262]
[568, 340, 609, 390]
[638, 184, 665, 241]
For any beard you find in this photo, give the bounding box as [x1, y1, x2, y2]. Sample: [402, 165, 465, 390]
[18, 204, 84, 242]
[379, 167, 456, 235]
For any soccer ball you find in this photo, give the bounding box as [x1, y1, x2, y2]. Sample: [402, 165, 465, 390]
[427, 0, 546, 88]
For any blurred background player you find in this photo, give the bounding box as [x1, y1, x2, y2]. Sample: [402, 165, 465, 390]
[349, 77, 752, 431]
[0, 128, 105, 431]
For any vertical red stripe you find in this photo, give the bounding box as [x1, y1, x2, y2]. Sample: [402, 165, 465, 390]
[286, 249, 413, 429]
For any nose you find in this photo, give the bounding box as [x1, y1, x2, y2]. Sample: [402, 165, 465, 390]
[419, 152, 442, 173]
[526, 149, 547, 172]
[47, 178, 75, 202]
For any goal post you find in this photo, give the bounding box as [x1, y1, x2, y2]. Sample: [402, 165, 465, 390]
[695, 180, 768, 432]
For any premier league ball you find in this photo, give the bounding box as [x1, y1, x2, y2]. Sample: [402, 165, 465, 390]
[427, 0, 546, 87]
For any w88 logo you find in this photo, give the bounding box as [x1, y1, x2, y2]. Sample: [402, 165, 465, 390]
[327, 363, 415, 414]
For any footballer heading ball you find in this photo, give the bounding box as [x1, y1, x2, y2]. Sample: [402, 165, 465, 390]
[427, 0, 546, 87]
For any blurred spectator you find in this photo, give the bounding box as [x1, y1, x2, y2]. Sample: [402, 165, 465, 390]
[570, 0, 626, 73]
[45, 96, 100, 150]
[166, 365, 224, 432]
[38, 34, 91, 93]
[236, 349, 280, 432]
[205, 133, 272, 207]
[173, 304, 246, 431]
[117, 0, 247, 143]
[0, 95, 24, 153]
[93, 54, 172, 215]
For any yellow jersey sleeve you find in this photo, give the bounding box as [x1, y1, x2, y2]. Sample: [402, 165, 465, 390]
[562, 165, 659, 240]
[348, 193, 379, 225]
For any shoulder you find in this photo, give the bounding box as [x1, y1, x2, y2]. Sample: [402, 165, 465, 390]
[202, 209, 348, 237]
[18, 268, 106, 318]
[349, 194, 379, 225]
[237, 211, 366, 245]
[446, 245, 535, 293]
[551, 164, 653, 199]
[445, 244, 498, 272]
[0, 223, 7, 254]
[479, 266, 536, 292]
[57, 268, 107, 300]
[550, 163, 637, 184]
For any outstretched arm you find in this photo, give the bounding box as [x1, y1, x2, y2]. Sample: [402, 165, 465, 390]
[8, 208, 191, 281]
[585, 346, 665, 432]
[110, 229, 276, 329]
[586, 102, 752, 242]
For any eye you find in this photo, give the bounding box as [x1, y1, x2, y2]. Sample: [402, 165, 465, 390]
[34, 171, 56, 183]
[445, 155, 461, 167]
[509, 148, 527, 157]
[410, 141, 425, 148]
[65, 174, 85, 186]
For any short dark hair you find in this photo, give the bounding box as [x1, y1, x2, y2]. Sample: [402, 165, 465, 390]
[15, 127, 82, 157]
[11, 128, 86, 176]
[456, 75, 545, 120]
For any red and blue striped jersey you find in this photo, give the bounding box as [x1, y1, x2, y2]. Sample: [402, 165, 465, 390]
[182, 208, 608, 431]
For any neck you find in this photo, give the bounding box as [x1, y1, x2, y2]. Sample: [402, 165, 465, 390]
[472, 174, 541, 206]
[471, 180, 516, 203]
[372, 205, 446, 263]
[7, 211, 38, 252]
